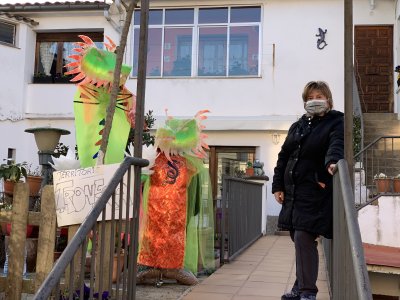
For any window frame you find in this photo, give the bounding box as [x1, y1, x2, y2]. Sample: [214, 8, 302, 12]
[34, 31, 103, 78]
[0, 20, 17, 47]
[132, 6, 261, 78]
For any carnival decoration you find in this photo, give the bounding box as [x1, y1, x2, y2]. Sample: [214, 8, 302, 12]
[136, 110, 215, 285]
[65, 35, 135, 167]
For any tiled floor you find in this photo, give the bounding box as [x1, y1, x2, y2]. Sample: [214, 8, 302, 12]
[181, 235, 330, 300]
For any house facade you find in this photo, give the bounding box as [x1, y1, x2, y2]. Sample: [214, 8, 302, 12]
[0, 0, 398, 233]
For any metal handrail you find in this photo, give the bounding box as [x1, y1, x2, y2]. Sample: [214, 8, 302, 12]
[354, 135, 400, 157]
[323, 159, 372, 299]
[353, 135, 400, 207]
[34, 156, 148, 299]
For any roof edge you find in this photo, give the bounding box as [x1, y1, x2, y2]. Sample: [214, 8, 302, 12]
[0, 1, 109, 12]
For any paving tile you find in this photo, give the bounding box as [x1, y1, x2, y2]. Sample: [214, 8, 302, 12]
[233, 296, 277, 300]
[241, 249, 270, 255]
[183, 235, 330, 299]
[191, 284, 241, 294]
[248, 274, 289, 283]
[251, 270, 290, 278]
[201, 274, 249, 282]
[214, 268, 253, 275]
[235, 254, 264, 263]
[182, 292, 234, 300]
[255, 263, 291, 272]
[317, 292, 331, 300]
[200, 274, 247, 287]
[238, 282, 288, 297]
[317, 281, 329, 293]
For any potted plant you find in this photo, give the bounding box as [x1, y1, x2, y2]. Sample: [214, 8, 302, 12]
[54, 73, 74, 84]
[0, 160, 38, 239]
[374, 173, 391, 193]
[33, 72, 54, 83]
[245, 161, 254, 176]
[0, 159, 28, 195]
[393, 174, 400, 193]
[26, 164, 42, 197]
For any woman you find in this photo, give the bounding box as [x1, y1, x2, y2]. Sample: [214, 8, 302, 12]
[272, 81, 344, 300]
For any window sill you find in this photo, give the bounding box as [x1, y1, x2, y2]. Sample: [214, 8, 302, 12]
[0, 41, 18, 48]
[32, 76, 74, 84]
[130, 75, 262, 79]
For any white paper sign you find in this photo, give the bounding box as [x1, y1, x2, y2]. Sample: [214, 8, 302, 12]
[53, 163, 134, 226]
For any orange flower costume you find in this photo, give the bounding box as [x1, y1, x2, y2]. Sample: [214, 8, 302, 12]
[137, 110, 215, 284]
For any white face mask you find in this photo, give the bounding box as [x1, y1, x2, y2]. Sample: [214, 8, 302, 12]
[304, 99, 329, 116]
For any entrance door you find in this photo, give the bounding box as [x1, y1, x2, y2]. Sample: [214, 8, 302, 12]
[354, 25, 393, 112]
[208, 146, 256, 200]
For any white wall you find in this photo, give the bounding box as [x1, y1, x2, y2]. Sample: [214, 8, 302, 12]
[354, 0, 395, 24]
[0, 20, 28, 121]
[0, 119, 76, 167]
[124, 0, 345, 118]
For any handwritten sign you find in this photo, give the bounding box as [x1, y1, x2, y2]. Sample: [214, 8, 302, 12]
[53, 163, 134, 226]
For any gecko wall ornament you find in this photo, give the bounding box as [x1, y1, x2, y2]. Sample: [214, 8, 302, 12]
[316, 28, 328, 50]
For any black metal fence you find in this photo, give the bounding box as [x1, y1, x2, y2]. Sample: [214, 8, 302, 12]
[33, 157, 148, 300]
[219, 176, 263, 263]
[354, 136, 400, 207]
[323, 159, 372, 300]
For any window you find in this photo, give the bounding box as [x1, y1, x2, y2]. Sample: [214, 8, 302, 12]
[34, 32, 103, 81]
[0, 21, 16, 46]
[132, 6, 261, 77]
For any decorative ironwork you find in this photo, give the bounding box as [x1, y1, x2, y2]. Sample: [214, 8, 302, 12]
[316, 28, 328, 50]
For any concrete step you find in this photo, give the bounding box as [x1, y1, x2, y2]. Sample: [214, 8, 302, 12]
[363, 113, 399, 121]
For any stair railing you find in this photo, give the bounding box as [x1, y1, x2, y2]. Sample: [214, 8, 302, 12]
[354, 135, 400, 208]
[323, 159, 372, 300]
[33, 156, 148, 300]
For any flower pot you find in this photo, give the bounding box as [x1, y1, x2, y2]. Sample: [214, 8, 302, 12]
[245, 168, 254, 176]
[112, 252, 125, 283]
[3, 180, 15, 196]
[27, 175, 42, 197]
[375, 178, 391, 193]
[6, 223, 36, 238]
[393, 179, 400, 193]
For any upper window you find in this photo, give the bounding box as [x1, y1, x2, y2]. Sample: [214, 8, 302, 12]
[34, 32, 103, 82]
[0, 21, 16, 46]
[132, 6, 261, 78]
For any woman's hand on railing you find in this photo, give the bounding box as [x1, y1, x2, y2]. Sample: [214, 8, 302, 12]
[327, 163, 336, 175]
[274, 191, 285, 204]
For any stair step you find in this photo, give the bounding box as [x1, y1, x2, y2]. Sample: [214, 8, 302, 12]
[363, 113, 399, 121]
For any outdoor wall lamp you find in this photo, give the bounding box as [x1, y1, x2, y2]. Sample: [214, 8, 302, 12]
[272, 133, 281, 145]
[25, 126, 70, 187]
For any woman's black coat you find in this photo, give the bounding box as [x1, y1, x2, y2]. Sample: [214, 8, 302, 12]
[271, 110, 344, 239]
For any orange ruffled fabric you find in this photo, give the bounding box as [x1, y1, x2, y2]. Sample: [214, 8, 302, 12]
[138, 154, 193, 269]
